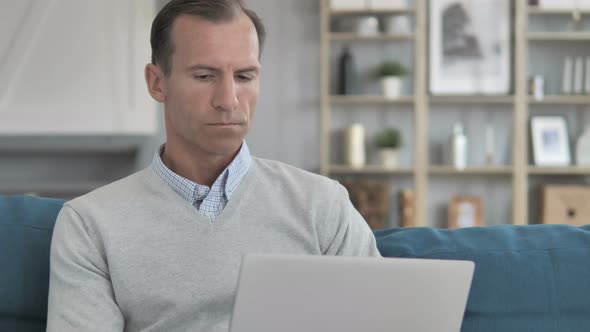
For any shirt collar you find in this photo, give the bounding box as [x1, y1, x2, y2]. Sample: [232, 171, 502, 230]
[151, 142, 251, 204]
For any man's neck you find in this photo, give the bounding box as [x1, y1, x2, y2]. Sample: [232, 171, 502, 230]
[162, 143, 239, 188]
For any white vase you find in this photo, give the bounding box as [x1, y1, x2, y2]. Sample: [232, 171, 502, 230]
[344, 124, 366, 168]
[378, 148, 400, 168]
[381, 76, 402, 99]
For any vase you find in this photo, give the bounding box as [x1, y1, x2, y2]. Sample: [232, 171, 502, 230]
[380, 76, 402, 99]
[378, 148, 400, 168]
[344, 124, 366, 168]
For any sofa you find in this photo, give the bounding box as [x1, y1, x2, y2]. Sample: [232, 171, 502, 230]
[2, 194, 590, 332]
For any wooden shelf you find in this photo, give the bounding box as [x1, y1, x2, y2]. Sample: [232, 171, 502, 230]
[528, 7, 590, 15]
[329, 8, 415, 16]
[528, 166, 590, 175]
[528, 32, 590, 41]
[329, 165, 414, 175]
[528, 95, 590, 105]
[429, 165, 513, 175]
[430, 95, 514, 104]
[329, 33, 414, 41]
[330, 95, 414, 105]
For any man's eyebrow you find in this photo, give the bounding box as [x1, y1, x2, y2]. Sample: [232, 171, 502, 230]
[186, 65, 219, 72]
[235, 66, 260, 74]
[185, 65, 260, 74]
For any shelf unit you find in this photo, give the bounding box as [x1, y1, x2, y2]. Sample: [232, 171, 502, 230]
[528, 8, 590, 15]
[528, 32, 590, 40]
[329, 32, 415, 41]
[429, 95, 515, 105]
[528, 95, 590, 105]
[528, 166, 590, 175]
[429, 165, 514, 176]
[320, 1, 590, 227]
[330, 95, 415, 105]
[329, 165, 414, 175]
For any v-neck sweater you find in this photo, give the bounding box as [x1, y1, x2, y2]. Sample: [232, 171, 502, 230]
[47, 157, 381, 332]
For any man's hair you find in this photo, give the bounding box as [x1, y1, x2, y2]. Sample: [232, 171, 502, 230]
[151, 0, 266, 76]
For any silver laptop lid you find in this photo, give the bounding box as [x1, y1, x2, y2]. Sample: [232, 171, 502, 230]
[230, 255, 474, 332]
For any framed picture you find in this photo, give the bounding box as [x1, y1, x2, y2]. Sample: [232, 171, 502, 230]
[429, 0, 511, 95]
[531, 116, 571, 166]
[448, 196, 484, 228]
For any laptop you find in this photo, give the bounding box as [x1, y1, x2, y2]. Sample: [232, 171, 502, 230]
[229, 254, 474, 332]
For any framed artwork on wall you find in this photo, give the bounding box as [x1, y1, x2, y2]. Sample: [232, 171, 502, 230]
[448, 196, 484, 228]
[531, 116, 571, 166]
[429, 0, 511, 95]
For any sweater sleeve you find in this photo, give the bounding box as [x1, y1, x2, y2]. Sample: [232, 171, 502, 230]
[319, 182, 382, 257]
[47, 204, 124, 332]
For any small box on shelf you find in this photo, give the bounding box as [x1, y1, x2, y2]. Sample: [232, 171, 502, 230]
[541, 185, 590, 225]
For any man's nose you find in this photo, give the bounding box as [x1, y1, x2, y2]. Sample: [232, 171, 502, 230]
[213, 75, 238, 112]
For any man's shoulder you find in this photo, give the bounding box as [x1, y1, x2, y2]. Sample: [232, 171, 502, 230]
[252, 157, 333, 185]
[66, 168, 155, 213]
[251, 157, 341, 197]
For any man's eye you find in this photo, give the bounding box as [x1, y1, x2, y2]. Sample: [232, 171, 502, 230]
[237, 75, 253, 82]
[194, 74, 212, 80]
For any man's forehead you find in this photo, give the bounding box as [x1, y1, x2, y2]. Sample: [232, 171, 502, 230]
[171, 13, 255, 43]
[171, 13, 259, 57]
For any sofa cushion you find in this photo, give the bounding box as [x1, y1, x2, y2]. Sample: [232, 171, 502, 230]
[0, 195, 65, 332]
[374, 224, 590, 332]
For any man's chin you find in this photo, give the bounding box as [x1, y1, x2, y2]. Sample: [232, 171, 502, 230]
[203, 140, 245, 157]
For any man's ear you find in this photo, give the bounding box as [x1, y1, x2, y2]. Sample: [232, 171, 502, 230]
[145, 63, 167, 103]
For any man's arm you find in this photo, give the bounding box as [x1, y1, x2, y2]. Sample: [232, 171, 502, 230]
[47, 204, 124, 332]
[319, 182, 382, 257]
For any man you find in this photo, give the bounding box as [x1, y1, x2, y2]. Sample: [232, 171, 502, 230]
[47, 0, 380, 331]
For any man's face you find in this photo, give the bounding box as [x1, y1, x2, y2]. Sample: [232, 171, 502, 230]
[161, 13, 260, 158]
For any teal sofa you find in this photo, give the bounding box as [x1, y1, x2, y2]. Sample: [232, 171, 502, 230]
[2, 195, 590, 331]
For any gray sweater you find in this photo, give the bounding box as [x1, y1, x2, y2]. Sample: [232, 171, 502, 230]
[47, 158, 380, 332]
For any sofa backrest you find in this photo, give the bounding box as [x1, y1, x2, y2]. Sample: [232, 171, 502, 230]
[375, 225, 590, 332]
[0, 195, 65, 332]
[4, 194, 590, 332]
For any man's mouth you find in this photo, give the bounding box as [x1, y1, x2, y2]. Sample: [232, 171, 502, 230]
[208, 123, 243, 127]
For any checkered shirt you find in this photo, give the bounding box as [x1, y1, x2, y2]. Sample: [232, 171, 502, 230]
[151, 142, 251, 221]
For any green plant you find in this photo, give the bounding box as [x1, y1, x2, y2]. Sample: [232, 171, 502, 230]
[375, 128, 402, 149]
[373, 61, 408, 78]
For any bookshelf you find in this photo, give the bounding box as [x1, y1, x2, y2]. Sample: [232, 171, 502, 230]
[320, 0, 590, 227]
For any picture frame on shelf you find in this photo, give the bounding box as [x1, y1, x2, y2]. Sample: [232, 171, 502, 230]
[530, 116, 571, 166]
[448, 196, 484, 229]
[429, 0, 511, 95]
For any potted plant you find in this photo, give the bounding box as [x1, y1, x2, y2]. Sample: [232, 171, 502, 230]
[375, 127, 402, 168]
[373, 60, 408, 99]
